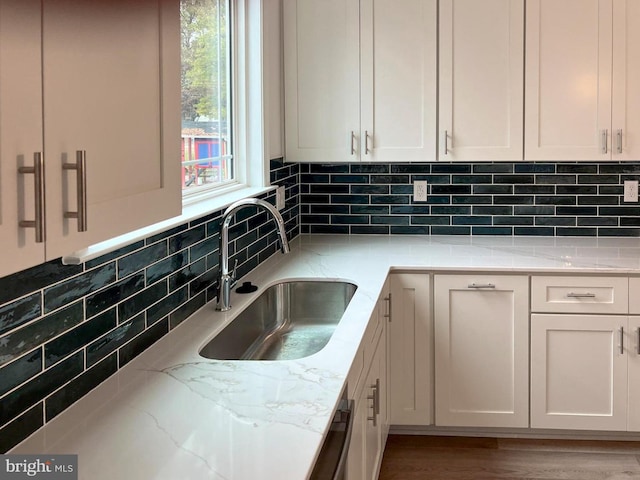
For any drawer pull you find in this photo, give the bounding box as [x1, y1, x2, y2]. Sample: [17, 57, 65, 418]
[468, 283, 496, 289]
[566, 292, 596, 298]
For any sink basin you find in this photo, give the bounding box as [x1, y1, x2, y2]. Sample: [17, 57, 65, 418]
[199, 280, 357, 361]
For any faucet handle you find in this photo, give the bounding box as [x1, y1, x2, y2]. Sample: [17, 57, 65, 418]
[230, 259, 239, 283]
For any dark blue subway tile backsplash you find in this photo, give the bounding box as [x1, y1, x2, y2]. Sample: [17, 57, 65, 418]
[0, 159, 300, 452]
[298, 161, 640, 236]
[3, 158, 640, 453]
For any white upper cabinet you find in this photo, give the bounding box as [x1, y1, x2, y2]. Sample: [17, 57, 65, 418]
[438, 0, 524, 161]
[283, 0, 360, 163]
[42, 0, 180, 259]
[612, 0, 640, 160]
[525, 0, 637, 161]
[0, 0, 180, 276]
[0, 0, 46, 277]
[360, 0, 437, 162]
[283, 0, 436, 163]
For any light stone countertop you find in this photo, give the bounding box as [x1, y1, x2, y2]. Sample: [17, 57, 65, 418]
[12, 234, 640, 479]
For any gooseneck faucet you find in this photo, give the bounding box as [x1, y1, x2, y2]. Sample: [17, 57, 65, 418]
[216, 198, 290, 311]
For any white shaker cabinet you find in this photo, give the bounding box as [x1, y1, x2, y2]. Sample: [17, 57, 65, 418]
[434, 274, 529, 428]
[438, 0, 524, 161]
[0, 0, 45, 276]
[612, 0, 640, 160]
[42, 0, 180, 259]
[388, 273, 432, 425]
[525, 0, 640, 160]
[346, 282, 388, 480]
[0, 0, 180, 277]
[530, 275, 634, 431]
[283, 0, 436, 163]
[623, 277, 640, 431]
[531, 314, 628, 431]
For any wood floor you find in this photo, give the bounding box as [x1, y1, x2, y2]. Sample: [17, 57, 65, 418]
[378, 435, 640, 480]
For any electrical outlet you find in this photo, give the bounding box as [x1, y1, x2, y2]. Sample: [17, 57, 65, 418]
[276, 186, 286, 210]
[413, 180, 428, 202]
[624, 180, 639, 202]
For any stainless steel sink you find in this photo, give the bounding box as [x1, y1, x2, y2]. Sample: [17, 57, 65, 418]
[199, 280, 357, 361]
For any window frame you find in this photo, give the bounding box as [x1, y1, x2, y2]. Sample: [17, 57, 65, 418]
[181, 0, 268, 207]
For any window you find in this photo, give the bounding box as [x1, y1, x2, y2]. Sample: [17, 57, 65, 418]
[180, 0, 233, 195]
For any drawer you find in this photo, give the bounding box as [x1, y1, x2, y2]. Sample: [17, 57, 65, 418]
[531, 276, 628, 314]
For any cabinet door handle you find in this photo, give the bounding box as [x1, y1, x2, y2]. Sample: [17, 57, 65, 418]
[468, 283, 495, 289]
[365, 130, 371, 155]
[18, 152, 46, 243]
[63, 150, 88, 232]
[366, 378, 380, 426]
[601, 129, 608, 155]
[617, 129, 623, 154]
[620, 327, 625, 355]
[566, 292, 596, 298]
[367, 385, 377, 427]
[384, 294, 391, 322]
[637, 327, 640, 355]
[444, 130, 449, 155]
[350, 131, 356, 156]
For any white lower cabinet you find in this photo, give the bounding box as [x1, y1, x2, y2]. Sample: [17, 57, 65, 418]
[530, 314, 628, 431]
[434, 274, 529, 428]
[346, 282, 388, 480]
[627, 316, 640, 431]
[388, 273, 432, 425]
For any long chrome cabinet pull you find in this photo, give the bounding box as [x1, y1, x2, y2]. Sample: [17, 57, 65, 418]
[566, 292, 596, 298]
[63, 150, 88, 232]
[620, 327, 625, 355]
[18, 152, 46, 243]
[637, 327, 640, 355]
[444, 130, 449, 155]
[601, 129, 608, 155]
[384, 294, 391, 321]
[468, 283, 495, 289]
[350, 131, 356, 156]
[364, 130, 371, 155]
[367, 383, 377, 426]
[617, 129, 623, 154]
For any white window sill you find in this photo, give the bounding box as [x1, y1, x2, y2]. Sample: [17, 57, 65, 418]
[62, 185, 275, 265]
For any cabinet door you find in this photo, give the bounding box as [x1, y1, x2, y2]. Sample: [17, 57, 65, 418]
[627, 316, 640, 431]
[439, 0, 523, 161]
[360, 0, 436, 162]
[525, 0, 613, 161]
[283, 0, 360, 163]
[388, 273, 432, 425]
[0, 0, 46, 277]
[42, 0, 180, 259]
[434, 275, 529, 428]
[531, 314, 628, 431]
[612, 0, 640, 160]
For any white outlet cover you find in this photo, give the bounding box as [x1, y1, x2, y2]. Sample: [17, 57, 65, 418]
[624, 180, 639, 202]
[413, 181, 428, 202]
